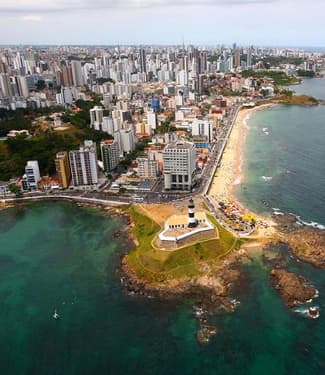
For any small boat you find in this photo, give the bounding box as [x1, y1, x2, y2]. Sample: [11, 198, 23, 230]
[53, 309, 60, 320]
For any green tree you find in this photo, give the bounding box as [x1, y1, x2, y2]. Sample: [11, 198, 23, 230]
[36, 80, 46, 90]
[7, 183, 22, 196]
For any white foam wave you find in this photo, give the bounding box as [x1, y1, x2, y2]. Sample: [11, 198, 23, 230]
[293, 306, 320, 319]
[261, 176, 273, 181]
[298, 219, 325, 230]
[288, 214, 325, 231]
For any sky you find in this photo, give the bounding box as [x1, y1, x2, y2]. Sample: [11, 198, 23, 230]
[0, 0, 324, 46]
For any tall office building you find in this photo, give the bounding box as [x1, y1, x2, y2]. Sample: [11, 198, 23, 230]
[195, 74, 204, 95]
[163, 141, 196, 191]
[22, 160, 40, 190]
[139, 48, 146, 73]
[100, 139, 120, 173]
[69, 140, 98, 189]
[15, 76, 29, 98]
[234, 48, 241, 68]
[0, 73, 13, 99]
[247, 47, 252, 69]
[55, 151, 71, 189]
[61, 66, 74, 86]
[71, 60, 84, 86]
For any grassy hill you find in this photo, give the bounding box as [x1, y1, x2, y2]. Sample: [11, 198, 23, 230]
[124, 206, 245, 283]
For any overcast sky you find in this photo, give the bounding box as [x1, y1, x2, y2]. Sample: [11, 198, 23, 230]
[0, 0, 323, 46]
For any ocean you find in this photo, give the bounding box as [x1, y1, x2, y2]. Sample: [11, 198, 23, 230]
[0, 79, 325, 374]
[234, 99, 325, 227]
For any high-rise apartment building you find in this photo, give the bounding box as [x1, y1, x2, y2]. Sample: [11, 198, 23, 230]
[147, 110, 157, 130]
[119, 128, 135, 154]
[90, 106, 104, 130]
[22, 160, 40, 190]
[0, 73, 13, 99]
[234, 48, 241, 68]
[15, 76, 29, 98]
[61, 66, 74, 87]
[55, 151, 71, 189]
[71, 60, 84, 86]
[100, 139, 120, 173]
[136, 157, 159, 179]
[247, 47, 252, 69]
[163, 141, 196, 191]
[139, 48, 146, 73]
[191, 119, 214, 142]
[69, 140, 98, 189]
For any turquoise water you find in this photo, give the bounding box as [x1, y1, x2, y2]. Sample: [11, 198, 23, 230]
[1, 79, 325, 374]
[290, 78, 325, 100]
[235, 94, 325, 226]
[1, 203, 324, 374]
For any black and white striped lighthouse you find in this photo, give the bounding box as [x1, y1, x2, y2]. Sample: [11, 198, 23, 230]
[188, 197, 197, 228]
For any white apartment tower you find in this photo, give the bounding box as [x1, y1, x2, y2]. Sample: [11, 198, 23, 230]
[136, 157, 158, 179]
[191, 119, 214, 142]
[69, 140, 98, 189]
[119, 128, 135, 154]
[90, 106, 104, 130]
[147, 110, 157, 130]
[22, 160, 41, 190]
[163, 141, 196, 191]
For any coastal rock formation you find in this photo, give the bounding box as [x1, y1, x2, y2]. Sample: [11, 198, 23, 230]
[269, 269, 317, 308]
[286, 229, 325, 269]
[275, 214, 325, 269]
[121, 257, 242, 313]
[196, 325, 218, 345]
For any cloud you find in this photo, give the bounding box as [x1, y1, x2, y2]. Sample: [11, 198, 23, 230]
[1, 0, 279, 14]
[21, 15, 42, 22]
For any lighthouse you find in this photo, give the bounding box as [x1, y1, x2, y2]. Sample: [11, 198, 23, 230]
[188, 197, 197, 228]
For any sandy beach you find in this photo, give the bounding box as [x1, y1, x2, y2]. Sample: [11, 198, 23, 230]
[208, 103, 277, 237]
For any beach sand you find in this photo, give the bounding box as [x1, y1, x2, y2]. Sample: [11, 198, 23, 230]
[208, 103, 277, 238]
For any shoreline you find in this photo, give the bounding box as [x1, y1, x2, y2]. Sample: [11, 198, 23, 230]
[208, 103, 278, 239]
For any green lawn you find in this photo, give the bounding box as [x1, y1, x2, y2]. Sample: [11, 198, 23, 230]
[125, 207, 244, 282]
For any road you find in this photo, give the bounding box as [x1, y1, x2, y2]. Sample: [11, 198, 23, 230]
[1, 102, 242, 207]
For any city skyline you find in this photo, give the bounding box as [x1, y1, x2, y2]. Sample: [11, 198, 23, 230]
[1, 0, 325, 47]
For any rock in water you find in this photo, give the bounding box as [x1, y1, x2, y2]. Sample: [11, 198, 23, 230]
[270, 269, 317, 308]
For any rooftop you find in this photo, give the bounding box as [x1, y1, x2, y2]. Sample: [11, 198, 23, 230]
[165, 141, 194, 150]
